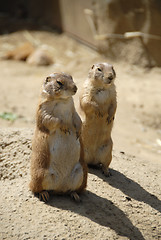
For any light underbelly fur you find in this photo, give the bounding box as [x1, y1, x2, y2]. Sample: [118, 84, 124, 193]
[42, 129, 83, 192]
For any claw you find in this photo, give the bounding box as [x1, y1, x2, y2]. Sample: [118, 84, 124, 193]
[96, 110, 103, 117]
[39, 191, 50, 202]
[60, 126, 70, 134]
[70, 192, 81, 203]
[102, 167, 112, 177]
[107, 116, 114, 124]
[66, 129, 70, 134]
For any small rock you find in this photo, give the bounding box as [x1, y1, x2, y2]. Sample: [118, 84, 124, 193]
[125, 196, 132, 201]
[27, 48, 53, 66]
[120, 151, 125, 154]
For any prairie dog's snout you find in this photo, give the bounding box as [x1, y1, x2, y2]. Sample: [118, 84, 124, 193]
[106, 71, 115, 84]
[104, 63, 116, 84]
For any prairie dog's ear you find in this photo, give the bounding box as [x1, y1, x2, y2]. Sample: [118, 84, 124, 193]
[44, 76, 51, 84]
[112, 66, 116, 78]
[91, 64, 95, 69]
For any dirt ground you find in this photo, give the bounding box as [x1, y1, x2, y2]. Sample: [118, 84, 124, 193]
[0, 30, 161, 240]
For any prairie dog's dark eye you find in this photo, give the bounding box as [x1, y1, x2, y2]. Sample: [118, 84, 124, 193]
[56, 80, 63, 87]
[97, 68, 102, 72]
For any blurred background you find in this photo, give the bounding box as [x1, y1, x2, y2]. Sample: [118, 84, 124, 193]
[1, 0, 161, 67]
[0, 0, 161, 161]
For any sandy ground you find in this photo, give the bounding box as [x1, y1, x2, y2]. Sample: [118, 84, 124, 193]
[0, 30, 161, 240]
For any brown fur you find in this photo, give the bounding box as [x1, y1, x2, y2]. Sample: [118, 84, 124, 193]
[29, 129, 50, 193]
[80, 63, 117, 176]
[76, 136, 88, 193]
[29, 73, 87, 201]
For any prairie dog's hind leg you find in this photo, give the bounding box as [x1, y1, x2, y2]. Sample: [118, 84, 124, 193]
[97, 139, 113, 177]
[69, 163, 84, 202]
[71, 162, 83, 189]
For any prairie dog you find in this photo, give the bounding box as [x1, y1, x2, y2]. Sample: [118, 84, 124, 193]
[29, 73, 87, 202]
[80, 63, 117, 176]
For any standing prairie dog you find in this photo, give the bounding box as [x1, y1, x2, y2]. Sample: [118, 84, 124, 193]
[80, 63, 117, 176]
[29, 73, 87, 202]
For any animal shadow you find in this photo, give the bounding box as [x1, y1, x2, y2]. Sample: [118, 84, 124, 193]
[47, 191, 144, 240]
[89, 167, 161, 213]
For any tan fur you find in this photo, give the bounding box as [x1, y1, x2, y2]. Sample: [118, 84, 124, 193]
[3, 42, 34, 61]
[29, 73, 87, 200]
[80, 63, 117, 176]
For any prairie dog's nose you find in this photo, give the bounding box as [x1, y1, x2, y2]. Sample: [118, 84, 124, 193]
[73, 85, 77, 93]
[108, 73, 114, 81]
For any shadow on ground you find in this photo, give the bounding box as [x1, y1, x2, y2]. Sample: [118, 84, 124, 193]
[89, 167, 161, 214]
[47, 189, 144, 240]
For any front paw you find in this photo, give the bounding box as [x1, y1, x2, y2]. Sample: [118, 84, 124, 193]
[73, 124, 81, 139]
[95, 109, 103, 117]
[60, 123, 70, 134]
[76, 130, 81, 139]
[107, 116, 115, 124]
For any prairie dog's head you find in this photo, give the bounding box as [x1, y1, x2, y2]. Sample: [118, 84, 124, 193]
[88, 63, 116, 86]
[42, 72, 77, 100]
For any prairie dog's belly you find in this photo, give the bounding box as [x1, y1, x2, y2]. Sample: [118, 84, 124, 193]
[82, 116, 112, 165]
[49, 129, 80, 166]
[42, 129, 83, 192]
[83, 116, 109, 142]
